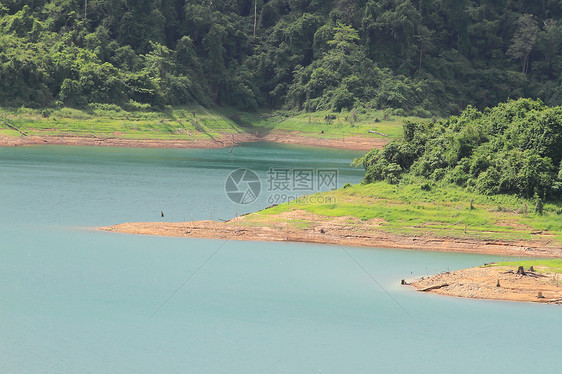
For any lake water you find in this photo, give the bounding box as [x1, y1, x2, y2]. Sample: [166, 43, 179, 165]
[0, 143, 560, 373]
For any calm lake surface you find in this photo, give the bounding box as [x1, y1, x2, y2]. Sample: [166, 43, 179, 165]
[0, 143, 560, 373]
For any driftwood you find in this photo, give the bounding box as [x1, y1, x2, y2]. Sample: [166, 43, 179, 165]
[419, 283, 449, 292]
[368, 130, 388, 137]
[2, 122, 27, 136]
[515, 266, 548, 278]
[524, 272, 548, 278]
[504, 267, 547, 278]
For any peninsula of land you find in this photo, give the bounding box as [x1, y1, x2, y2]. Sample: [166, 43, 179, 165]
[100, 210, 562, 259]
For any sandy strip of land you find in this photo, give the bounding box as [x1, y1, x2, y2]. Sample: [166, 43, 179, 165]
[0, 133, 250, 148]
[0, 131, 387, 151]
[100, 211, 562, 258]
[410, 266, 562, 304]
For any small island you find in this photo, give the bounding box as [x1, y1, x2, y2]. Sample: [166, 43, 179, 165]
[410, 261, 562, 304]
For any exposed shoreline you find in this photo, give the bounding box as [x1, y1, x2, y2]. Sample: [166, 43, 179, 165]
[100, 213, 562, 259]
[409, 265, 562, 304]
[0, 130, 388, 151]
[101, 212, 562, 305]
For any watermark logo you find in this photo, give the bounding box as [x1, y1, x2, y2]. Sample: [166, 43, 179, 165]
[225, 168, 261, 204]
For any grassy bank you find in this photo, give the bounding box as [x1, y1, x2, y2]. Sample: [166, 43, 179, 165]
[0, 105, 426, 143]
[239, 109, 421, 139]
[0, 105, 245, 141]
[494, 259, 562, 273]
[244, 181, 562, 246]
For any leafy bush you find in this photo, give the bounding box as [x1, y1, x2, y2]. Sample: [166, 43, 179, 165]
[360, 99, 562, 199]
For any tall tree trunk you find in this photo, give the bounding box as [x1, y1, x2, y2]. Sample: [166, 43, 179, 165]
[419, 41, 423, 69]
[253, 0, 257, 40]
[523, 52, 530, 74]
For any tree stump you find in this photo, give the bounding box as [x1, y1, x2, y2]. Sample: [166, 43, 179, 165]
[516, 266, 526, 275]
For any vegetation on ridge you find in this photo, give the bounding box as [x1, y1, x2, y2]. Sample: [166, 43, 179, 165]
[1, 1, 562, 117]
[358, 99, 562, 199]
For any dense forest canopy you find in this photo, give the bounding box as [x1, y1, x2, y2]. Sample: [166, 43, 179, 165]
[1, 1, 562, 115]
[359, 99, 562, 200]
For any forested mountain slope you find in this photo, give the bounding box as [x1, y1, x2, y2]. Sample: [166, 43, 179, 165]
[1, 1, 562, 115]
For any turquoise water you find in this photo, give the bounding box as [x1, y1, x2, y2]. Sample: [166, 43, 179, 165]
[0, 143, 560, 373]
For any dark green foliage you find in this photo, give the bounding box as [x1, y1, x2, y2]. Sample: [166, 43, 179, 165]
[360, 99, 562, 199]
[1, 1, 562, 112]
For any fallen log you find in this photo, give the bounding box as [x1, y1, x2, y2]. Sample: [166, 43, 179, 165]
[419, 283, 449, 292]
[368, 130, 388, 137]
[2, 122, 27, 136]
[525, 272, 548, 278]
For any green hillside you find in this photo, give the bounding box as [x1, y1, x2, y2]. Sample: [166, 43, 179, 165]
[0, 1, 561, 116]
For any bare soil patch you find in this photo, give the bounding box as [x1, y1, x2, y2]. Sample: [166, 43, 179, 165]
[410, 266, 562, 304]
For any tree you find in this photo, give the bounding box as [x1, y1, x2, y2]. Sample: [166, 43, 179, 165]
[537, 19, 562, 64]
[415, 24, 433, 69]
[507, 14, 540, 74]
[253, 0, 257, 40]
[327, 22, 359, 56]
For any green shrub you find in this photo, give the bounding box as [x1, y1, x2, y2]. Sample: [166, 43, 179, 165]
[361, 99, 562, 200]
